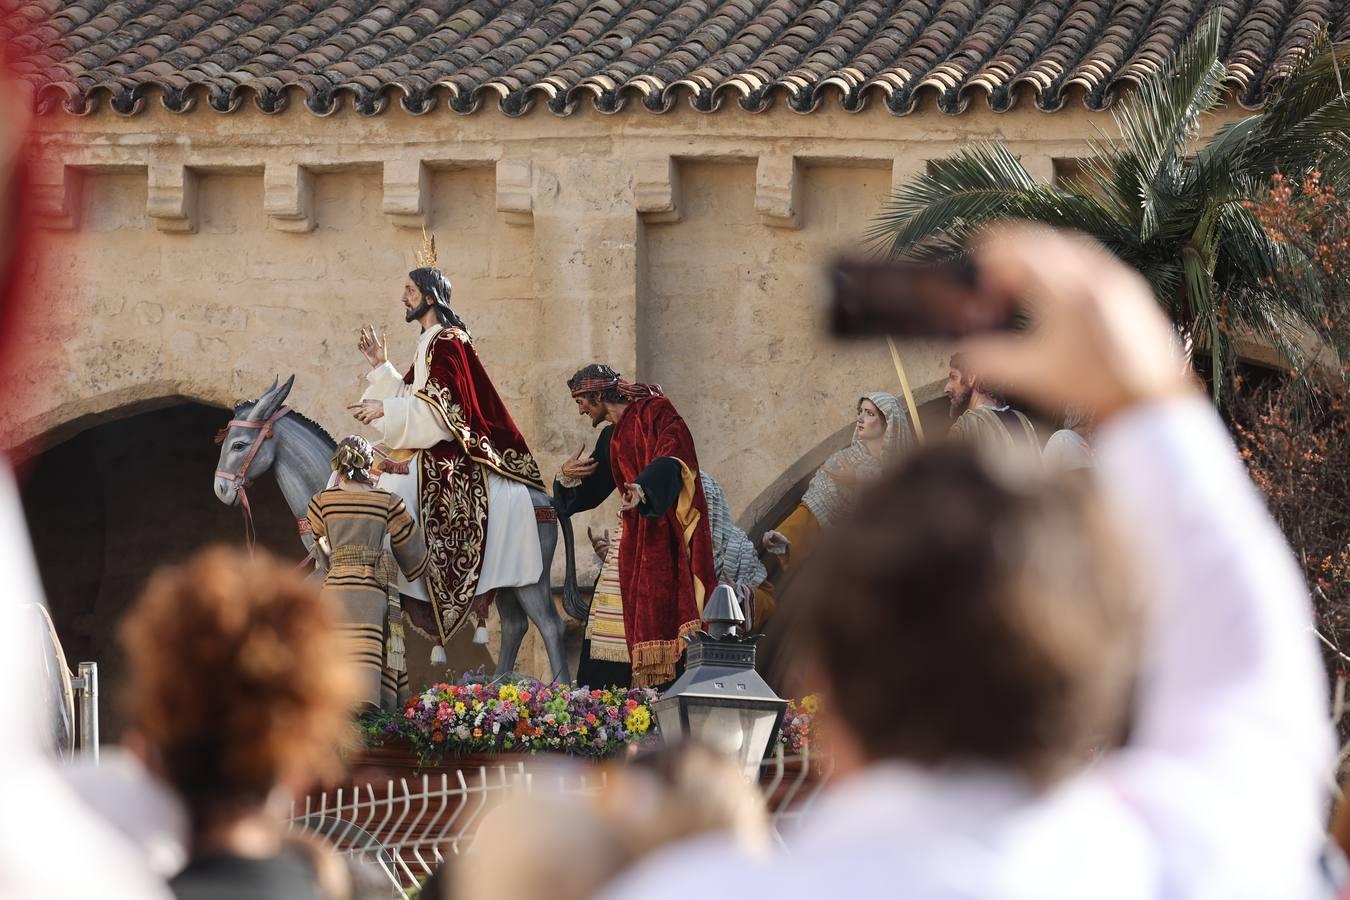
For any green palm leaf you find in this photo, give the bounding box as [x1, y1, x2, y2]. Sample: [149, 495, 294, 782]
[871, 9, 1350, 401]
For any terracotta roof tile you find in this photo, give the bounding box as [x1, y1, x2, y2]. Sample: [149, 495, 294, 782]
[6, 0, 1347, 118]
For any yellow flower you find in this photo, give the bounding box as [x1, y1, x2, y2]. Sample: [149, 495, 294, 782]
[454, 702, 467, 715]
[601, 690, 614, 704]
[577, 725, 589, 735]
[498, 684, 520, 704]
[624, 706, 651, 735]
[801, 695, 820, 715]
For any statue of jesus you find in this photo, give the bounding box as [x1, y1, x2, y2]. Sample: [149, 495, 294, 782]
[348, 234, 546, 664]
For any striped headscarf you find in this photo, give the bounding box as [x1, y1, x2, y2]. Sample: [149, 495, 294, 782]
[567, 364, 662, 401]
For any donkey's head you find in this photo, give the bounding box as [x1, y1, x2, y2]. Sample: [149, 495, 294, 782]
[213, 375, 294, 506]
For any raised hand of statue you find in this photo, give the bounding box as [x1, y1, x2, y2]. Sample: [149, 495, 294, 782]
[357, 325, 388, 368]
[561, 445, 599, 480]
[347, 400, 384, 425]
[587, 526, 611, 562]
[620, 483, 645, 512]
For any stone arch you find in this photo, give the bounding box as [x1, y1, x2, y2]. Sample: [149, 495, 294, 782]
[6, 378, 245, 460]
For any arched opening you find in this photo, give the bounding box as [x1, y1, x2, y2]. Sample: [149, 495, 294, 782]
[18, 400, 299, 740]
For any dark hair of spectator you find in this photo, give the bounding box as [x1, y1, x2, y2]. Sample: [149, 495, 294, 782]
[790, 444, 1141, 784]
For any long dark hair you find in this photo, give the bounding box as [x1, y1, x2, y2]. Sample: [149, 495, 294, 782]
[410, 267, 469, 334]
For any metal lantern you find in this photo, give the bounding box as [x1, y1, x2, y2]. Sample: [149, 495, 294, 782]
[652, 584, 788, 781]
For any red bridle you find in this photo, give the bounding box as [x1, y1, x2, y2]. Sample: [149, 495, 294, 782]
[214, 405, 293, 553]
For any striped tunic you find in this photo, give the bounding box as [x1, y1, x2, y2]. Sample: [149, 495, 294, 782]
[307, 486, 429, 709]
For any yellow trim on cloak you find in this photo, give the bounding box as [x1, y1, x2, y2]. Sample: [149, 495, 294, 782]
[673, 459, 707, 616]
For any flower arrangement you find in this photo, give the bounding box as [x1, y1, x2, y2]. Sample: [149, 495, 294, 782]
[778, 694, 820, 754]
[360, 676, 660, 765]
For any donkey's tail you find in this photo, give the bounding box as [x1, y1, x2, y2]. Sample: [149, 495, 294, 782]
[552, 492, 588, 622]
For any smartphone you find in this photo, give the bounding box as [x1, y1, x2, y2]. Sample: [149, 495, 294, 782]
[828, 257, 1018, 338]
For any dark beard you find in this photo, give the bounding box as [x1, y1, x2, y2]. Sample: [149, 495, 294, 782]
[405, 298, 433, 323]
[949, 385, 973, 419]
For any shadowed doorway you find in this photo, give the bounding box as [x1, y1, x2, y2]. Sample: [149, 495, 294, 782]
[18, 400, 299, 740]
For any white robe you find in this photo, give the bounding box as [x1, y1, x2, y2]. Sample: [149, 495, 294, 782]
[361, 324, 542, 601]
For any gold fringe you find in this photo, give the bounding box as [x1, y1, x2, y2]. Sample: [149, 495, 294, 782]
[401, 609, 439, 644]
[631, 618, 702, 689]
[631, 639, 680, 689]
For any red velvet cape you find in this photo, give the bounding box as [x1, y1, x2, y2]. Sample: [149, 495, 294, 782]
[609, 396, 716, 687]
[406, 326, 544, 643]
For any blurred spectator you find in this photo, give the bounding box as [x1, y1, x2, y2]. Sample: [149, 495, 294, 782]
[457, 743, 768, 900]
[119, 546, 360, 900]
[1044, 405, 1095, 472]
[598, 224, 1331, 900]
[0, 46, 178, 896]
[63, 746, 190, 878]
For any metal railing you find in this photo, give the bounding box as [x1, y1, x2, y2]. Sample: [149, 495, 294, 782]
[71, 661, 99, 761]
[289, 747, 831, 896]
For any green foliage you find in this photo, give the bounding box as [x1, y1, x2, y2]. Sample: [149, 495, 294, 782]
[872, 11, 1350, 396]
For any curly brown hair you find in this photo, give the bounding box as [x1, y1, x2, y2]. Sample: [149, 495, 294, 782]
[120, 546, 358, 828]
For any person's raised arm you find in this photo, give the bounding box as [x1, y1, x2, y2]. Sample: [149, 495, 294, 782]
[963, 224, 1331, 899]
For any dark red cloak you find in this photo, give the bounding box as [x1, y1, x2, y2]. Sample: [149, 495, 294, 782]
[609, 396, 716, 687]
[406, 326, 544, 644]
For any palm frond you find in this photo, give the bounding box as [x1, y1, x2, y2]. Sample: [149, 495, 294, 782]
[868, 143, 1038, 254]
[1241, 39, 1350, 182]
[1110, 10, 1226, 239]
[1257, 31, 1342, 139]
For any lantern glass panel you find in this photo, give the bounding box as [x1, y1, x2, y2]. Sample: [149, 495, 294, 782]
[685, 701, 782, 780]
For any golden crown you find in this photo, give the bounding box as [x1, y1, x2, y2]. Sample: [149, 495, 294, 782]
[415, 228, 438, 269]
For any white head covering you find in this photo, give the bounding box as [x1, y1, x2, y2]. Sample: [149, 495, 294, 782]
[801, 392, 913, 527]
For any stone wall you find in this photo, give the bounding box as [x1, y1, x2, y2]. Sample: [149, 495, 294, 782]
[18, 100, 1248, 587]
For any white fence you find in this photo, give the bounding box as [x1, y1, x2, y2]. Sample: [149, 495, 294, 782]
[289, 747, 831, 897]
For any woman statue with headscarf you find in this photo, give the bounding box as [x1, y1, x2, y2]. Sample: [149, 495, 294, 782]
[763, 392, 912, 572]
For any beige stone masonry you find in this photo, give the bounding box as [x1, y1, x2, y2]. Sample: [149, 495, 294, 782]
[754, 155, 801, 229]
[32, 159, 78, 230]
[1019, 152, 1058, 184]
[634, 157, 680, 223]
[382, 157, 427, 229]
[19, 101, 1252, 582]
[263, 161, 315, 233]
[146, 161, 197, 233]
[495, 158, 533, 226]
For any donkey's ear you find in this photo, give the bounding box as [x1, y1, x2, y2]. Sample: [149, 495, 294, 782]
[253, 374, 295, 421]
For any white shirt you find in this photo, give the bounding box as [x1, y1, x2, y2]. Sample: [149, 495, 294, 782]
[362, 325, 541, 596]
[1045, 428, 1094, 471]
[600, 398, 1332, 900]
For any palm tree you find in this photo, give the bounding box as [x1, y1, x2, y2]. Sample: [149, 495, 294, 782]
[870, 13, 1350, 393]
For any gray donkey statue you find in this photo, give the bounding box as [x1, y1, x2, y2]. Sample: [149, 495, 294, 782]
[212, 374, 580, 683]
